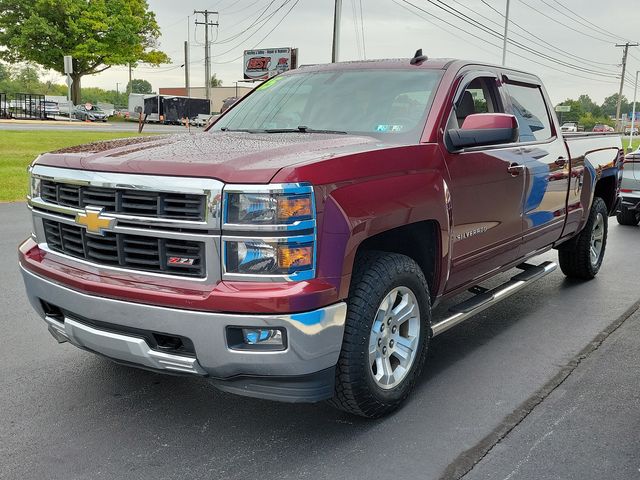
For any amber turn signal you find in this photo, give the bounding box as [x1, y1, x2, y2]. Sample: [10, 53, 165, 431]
[278, 245, 313, 272]
[277, 196, 312, 223]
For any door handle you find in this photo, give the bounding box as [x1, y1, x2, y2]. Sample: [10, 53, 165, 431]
[555, 157, 567, 167]
[508, 163, 525, 176]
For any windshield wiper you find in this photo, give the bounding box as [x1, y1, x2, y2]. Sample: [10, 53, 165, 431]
[219, 127, 259, 133]
[220, 126, 348, 134]
[264, 126, 348, 134]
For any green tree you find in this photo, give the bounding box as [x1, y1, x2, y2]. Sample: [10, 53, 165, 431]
[577, 94, 603, 117]
[555, 99, 583, 122]
[0, 62, 10, 83]
[210, 74, 222, 87]
[578, 112, 614, 131]
[126, 79, 153, 94]
[0, 0, 169, 104]
[601, 93, 630, 117]
[14, 64, 40, 93]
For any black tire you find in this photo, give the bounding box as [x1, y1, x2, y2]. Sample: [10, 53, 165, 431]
[558, 196, 608, 279]
[616, 207, 640, 226]
[329, 251, 431, 418]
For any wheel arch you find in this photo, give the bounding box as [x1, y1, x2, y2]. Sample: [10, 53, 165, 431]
[355, 220, 441, 298]
[593, 173, 618, 215]
[316, 172, 451, 301]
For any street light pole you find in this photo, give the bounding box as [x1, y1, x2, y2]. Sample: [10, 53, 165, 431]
[628, 70, 639, 150]
[332, 0, 342, 62]
[501, 0, 510, 66]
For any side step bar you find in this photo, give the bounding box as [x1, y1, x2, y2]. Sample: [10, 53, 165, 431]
[431, 261, 557, 337]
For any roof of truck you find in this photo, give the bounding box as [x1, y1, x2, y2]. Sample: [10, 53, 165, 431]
[293, 57, 542, 82]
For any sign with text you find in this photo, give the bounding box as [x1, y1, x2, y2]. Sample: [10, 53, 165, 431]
[555, 105, 571, 112]
[243, 48, 297, 80]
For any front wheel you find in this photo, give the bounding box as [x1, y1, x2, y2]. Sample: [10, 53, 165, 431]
[558, 196, 608, 279]
[329, 251, 431, 418]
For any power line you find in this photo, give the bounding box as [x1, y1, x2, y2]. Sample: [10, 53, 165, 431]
[515, 0, 614, 44]
[395, 0, 621, 86]
[212, 0, 292, 56]
[422, 0, 619, 78]
[478, 0, 617, 68]
[550, 0, 636, 44]
[391, 0, 502, 58]
[212, 0, 300, 65]
[222, 0, 270, 16]
[213, 0, 277, 45]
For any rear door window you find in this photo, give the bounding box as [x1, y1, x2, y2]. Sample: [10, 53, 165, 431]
[505, 83, 552, 142]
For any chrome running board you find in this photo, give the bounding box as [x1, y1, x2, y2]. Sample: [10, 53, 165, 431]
[431, 261, 557, 337]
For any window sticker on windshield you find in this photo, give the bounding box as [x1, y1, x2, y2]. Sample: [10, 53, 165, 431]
[257, 76, 284, 90]
[376, 124, 404, 132]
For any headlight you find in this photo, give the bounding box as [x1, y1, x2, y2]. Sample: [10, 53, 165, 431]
[224, 236, 314, 277]
[222, 184, 316, 281]
[225, 190, 313, 226]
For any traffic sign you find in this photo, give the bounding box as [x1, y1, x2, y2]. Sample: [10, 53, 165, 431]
[64, 56, 73, 75]
[65, 75, 73, 88]
[555, 105, 571, 112]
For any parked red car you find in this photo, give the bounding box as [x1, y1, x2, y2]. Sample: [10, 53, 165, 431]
[20, 56, 622, 417]
[593, 123, 614, 132]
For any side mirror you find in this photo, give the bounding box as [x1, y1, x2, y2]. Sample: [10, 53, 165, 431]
[447, 113, 519, 150]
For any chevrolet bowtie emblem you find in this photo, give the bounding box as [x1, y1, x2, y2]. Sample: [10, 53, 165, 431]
[75, 207, 116, 236]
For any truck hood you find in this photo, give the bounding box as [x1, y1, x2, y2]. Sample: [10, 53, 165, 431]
[35, 131, 383, 183]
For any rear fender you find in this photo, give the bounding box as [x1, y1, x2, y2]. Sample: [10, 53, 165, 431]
[575, 147, 621, 232]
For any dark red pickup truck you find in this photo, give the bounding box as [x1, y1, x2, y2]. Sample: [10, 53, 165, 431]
[20, 56, 622, 417]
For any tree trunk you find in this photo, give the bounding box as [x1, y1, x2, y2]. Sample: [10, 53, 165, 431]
[71, 74, 82, 105]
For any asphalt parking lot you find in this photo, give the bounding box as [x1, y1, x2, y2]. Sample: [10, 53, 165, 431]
[1, 201, 639, 480]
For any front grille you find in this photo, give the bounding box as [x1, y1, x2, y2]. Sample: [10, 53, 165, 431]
[43, 219, 205, 277]
[40, 180, 206, 220]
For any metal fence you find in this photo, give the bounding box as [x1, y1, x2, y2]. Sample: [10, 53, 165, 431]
[0, 93, 9, 119]
[12, 93, 48, 120]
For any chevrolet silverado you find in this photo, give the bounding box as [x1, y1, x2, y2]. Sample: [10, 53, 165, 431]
[20, 54, 622, 417]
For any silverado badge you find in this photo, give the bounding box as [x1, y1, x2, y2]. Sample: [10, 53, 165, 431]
[75, 207, 116, 236]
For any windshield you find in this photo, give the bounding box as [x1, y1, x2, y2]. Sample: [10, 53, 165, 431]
[212, 68, 443, 142]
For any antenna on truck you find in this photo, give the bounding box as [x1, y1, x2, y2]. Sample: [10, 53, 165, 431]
[410, 49, 428, 65]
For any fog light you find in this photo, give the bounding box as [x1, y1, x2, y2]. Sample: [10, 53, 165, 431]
[242, 328, 283, 346]
[226, 326, 287, 351]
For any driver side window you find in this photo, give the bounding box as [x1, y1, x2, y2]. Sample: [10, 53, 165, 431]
[448, 77, 504, 130]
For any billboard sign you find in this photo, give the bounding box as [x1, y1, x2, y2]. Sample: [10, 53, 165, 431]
[243, 47, 296, 80]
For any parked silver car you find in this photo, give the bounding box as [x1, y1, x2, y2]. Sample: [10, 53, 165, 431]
[73, 104, 107, 122]
[618, 148, 640, 225]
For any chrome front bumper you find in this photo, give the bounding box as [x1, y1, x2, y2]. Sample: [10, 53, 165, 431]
[21, 267, 347, 382]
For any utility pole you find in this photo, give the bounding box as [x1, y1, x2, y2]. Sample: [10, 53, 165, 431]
[184, 40, 190, 96]
[501, 0, 510, 66]
[615, 42, 639, 132]
[194, 10, 219, 101]
[331, 0, 342, 62]
[116, 82, 120, 96]
[628, 70, 639, 150]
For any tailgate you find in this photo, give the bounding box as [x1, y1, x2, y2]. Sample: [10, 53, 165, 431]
[623, 152, 640, 186]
